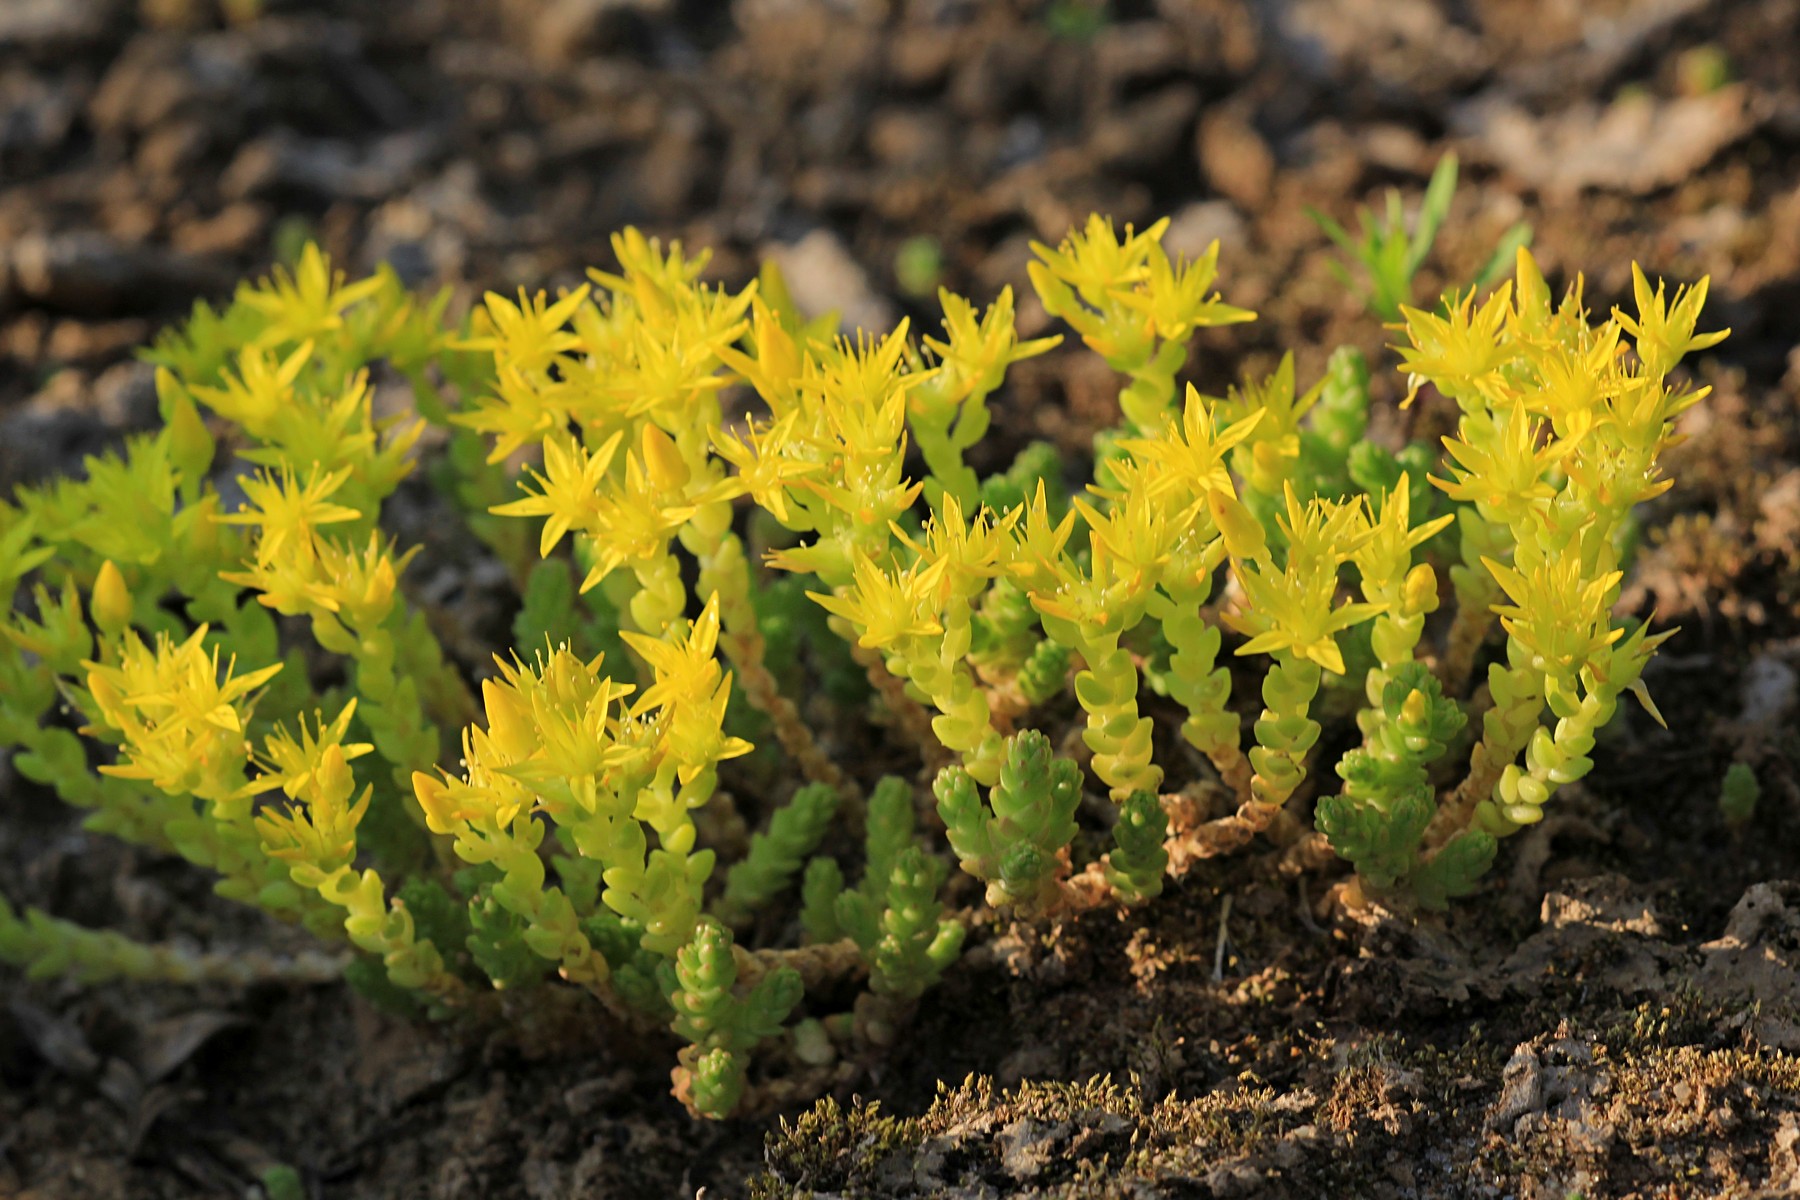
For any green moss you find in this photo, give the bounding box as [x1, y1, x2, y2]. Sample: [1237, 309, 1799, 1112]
[754, 1073, 1304, 1197]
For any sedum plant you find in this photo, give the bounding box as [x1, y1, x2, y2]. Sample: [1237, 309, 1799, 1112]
[0, 220, 1720, 1117]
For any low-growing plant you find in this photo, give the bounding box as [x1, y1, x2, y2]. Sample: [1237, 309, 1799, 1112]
[1308, 153, 1533, 322]
[0, 217, 1721, 1116]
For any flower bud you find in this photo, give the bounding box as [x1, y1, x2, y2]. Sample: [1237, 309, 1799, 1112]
[641, 424, 690, 492]
[1402, 562, 1439, 615]
[91, 560, 133, 637]
[1207, 489, 1266, 562]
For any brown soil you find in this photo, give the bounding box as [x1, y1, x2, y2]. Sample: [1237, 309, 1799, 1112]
[4, 1, 1800, 1196]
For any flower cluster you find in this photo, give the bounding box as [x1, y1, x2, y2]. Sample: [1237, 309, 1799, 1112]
[0, 214, 1718, 1119]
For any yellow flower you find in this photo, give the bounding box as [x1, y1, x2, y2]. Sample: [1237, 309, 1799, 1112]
[218, 549, 319, 618]
[309, 533, 421, 629]
[1029, 214, 1167, 305]
[452, 285, 601, 464]
[247, 702, 374, 800]
[1223, 489, 1382, 675]
[467, 645, 637, 792]
[1029, 571, 1111, 634]
[1120, 384, 1264, 502]
[1601, 370, 1699, 455]
[622, 595, 724, 716]
[589, 227, 709, 303]
[1352, 474, 1453, 588]
[893, 494, 1016, 601]
[194, 341, 312, 440]
[224, 370, 421, 498]
[1613, 264, 1727, 380]
[597, 292, 749, 425]
[711, 412, 820, 527]
[804, 325, 918, 457]
[1275, 486, 1371, 577]
[567, 427, 738, 591]
[255, 744, 371, 872]
[1483, 556, 1624, 680]
[415, 724, 539, 833]
[715, 296, 806, 415]
[1114, 240, 1255, 341]
[1005, 480, 1077, 592]
[461, 285, 591, 377]
[1433, 402, 1565, 520]
[1395, 284, 1514, 408]
[238, 244, 384, 348]
[920, 287, 1060, 405]
[1213, 354, 1318, 497]
[1227, 564, 1382, 676]
[1504, 246, 1556, 345]
[491, 431, 623, 557]
[84, 626, 280, 802]
[1562, 436, 1673, 515]
[457, 369, 569, 465]
[217, 464, 361, 567]
[1073, 480, 1176, 596]
[809, 555, 948, 649]
[620, 596, 752, 781]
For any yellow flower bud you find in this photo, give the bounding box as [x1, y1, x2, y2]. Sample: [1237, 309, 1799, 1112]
[1207, 489, 1266, 563]
[91, 560, 133, 637]
[641, 423, 691, 493]
[1401, 562, 1439, 615]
